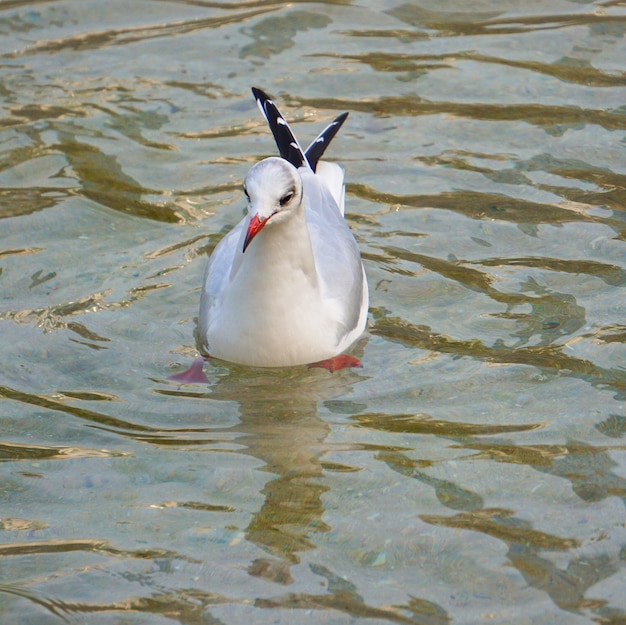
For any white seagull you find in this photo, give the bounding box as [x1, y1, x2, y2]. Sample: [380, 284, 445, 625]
[171, 88, 368, 380]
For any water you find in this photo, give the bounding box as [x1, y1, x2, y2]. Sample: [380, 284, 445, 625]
[1, 1, 625, 623]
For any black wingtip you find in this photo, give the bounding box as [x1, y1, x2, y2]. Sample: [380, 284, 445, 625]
[251, 86, 267, 109]
[251, 87, 270, 125]
[250, 87, 308, 169]
[304, 111, 349, 172]
[250, 88, 349, 172]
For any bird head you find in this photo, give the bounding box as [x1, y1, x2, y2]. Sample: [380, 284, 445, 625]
[242, 157, 303, 253]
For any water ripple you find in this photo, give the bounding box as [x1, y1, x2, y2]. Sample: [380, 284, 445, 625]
[370, 313, 626, 398]
[1, 2, 625, 623]
[290, 94, 626, 132]
[3, 8, 280, 58]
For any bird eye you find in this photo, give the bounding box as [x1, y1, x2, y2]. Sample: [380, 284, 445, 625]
[243, 187, 250, 201]
[279, 191, 294, 207]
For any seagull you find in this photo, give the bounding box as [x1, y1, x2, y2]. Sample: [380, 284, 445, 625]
[170, 87, 368, 380]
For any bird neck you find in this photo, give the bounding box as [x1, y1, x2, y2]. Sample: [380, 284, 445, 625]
[235, 209, 319, 289]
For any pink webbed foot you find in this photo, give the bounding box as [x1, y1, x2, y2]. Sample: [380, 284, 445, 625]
[168, 356, 209, 384]
[309, 354, 362, 373]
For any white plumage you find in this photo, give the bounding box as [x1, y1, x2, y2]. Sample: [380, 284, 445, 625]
[197, 88, 368, 369]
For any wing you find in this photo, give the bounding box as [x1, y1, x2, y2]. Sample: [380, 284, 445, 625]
[315, 160, 346, 215]
[300, 168, 367, 338]
[252, 87, 349, 174]
[252, 87, 309, 170]
[304, 112, 349, 172]
[197, 220, 246, 343]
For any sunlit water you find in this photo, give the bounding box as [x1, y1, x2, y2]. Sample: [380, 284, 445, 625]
[1, 1, 625, 624]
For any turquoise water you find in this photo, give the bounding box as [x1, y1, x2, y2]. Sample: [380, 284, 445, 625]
[1, 1, 625, 623]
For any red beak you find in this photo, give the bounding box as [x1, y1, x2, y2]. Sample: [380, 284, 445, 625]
[243, 214, 268, 253]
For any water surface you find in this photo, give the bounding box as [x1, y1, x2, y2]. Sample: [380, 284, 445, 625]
[1, 1, 625, 624]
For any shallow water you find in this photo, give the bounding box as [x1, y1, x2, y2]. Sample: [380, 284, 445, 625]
[1, 1, 625, 623]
